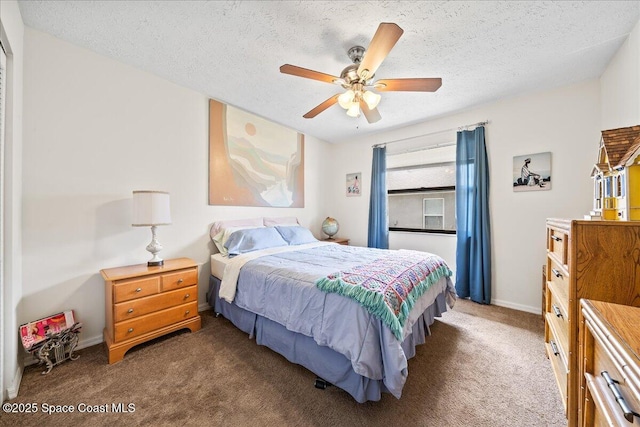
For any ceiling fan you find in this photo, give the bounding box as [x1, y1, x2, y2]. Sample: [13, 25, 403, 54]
[280, 22, 442, 124]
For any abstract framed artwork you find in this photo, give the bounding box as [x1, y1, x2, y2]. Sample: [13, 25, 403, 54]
[513, 152, 551, 192]
[346, 172, 361, 196]
[209, 99, 304, 207]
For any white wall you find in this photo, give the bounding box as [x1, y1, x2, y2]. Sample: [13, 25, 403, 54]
[601, 19, 640, 128]
[329, 80, 601, 313]
[0, 0, 24, 401]
[21, 28, 330, 352]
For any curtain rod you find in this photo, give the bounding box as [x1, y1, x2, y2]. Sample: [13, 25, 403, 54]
[372, 120, 489, 148]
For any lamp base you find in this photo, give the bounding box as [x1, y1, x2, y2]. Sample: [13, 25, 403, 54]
[145, 225, 164, 267]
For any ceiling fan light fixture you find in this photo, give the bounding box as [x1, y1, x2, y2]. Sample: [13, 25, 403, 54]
[346, 103, 361, 118]
[362, 90, 381, 110]
[338, 90, 355, 109]
[281, 23, 441, 124]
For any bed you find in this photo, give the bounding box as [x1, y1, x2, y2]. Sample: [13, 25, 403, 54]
[207, 217, 456, 402]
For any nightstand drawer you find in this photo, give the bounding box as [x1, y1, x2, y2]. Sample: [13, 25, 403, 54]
[114, 285, 197, 322]
[114, 276, 160, 303]
[114, 301, 198, 342]
[161, 268, 197, 292]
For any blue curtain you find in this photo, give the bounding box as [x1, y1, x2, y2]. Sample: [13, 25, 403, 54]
[368, 146, 389, 249]
[455, 127, 492, 304]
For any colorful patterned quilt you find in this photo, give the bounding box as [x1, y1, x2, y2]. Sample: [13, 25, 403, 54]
[315, 250, 452, 340]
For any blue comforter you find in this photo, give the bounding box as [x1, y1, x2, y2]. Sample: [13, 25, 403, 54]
[232, 244, 456, 398]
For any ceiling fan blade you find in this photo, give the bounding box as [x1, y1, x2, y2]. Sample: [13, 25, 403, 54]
[374, 78, 442, 92]
[303, 94, 340, 118]
[357, 23, 404, 80]
[280, 64, 341, 84]
[360, 100, 381, 123]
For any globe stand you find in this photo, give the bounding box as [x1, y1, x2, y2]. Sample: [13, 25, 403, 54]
[321, 217, 340, 240]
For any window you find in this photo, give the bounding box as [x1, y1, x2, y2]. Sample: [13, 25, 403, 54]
[387, 145, 456, 234]
[423, 198, 444, 228]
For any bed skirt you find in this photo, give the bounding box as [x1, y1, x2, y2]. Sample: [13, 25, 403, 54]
[207, 275, 448, 402]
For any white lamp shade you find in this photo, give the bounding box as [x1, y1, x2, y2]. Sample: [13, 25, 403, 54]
[132, 191, 172, 226]
[362, 90, 381, 110]
[338, 90, 355, 109]
[346, 102, 361, 118]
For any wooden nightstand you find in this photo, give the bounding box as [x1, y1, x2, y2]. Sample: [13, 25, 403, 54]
[101, 257, 201, 364]
[324, 237, 349, 246]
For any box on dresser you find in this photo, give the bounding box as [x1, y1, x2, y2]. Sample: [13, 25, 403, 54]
[101, 257, 201, 364]
[544, 219, 640, 427]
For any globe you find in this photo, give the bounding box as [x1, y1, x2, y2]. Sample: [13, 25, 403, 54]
[321, 217, 339, 238]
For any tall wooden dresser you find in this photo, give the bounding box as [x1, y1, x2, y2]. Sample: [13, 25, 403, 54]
[544, 219, 640, 426]
[579, 300, 640, 426]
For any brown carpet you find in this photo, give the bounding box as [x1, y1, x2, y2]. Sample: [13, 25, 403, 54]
[2, 300, 565, 426]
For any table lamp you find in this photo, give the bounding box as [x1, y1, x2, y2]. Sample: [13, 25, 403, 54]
[132, 190, 171, 266]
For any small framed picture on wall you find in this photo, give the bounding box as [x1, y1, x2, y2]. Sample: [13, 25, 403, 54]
[513, 152, 551, 192]
[346, 173, 361, 197]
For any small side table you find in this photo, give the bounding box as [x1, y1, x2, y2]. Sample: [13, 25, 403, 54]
[101, 257, 201, 364]
[323, 237, 350, 246]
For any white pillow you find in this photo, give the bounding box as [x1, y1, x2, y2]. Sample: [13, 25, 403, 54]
[213, 226, 264, 256]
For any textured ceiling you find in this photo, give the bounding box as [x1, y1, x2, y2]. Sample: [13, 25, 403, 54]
[17, 1, 640, 143]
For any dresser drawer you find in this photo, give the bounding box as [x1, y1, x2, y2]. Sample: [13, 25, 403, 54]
[584, 373, 633, 426]
[588, 327, 640, 424]
[548, 257, 568, 298]
[114, 285, 197, 322]
[546, 340, 568, 412]
[585, 359, 640, 426]
[114, 301, 198, 342]
[161, 268, 197, 292]
[548, 228, 568, 266]
[546, 289, 568, 359]
[547, 277, 568, 322]
[114, 276, 160, 303]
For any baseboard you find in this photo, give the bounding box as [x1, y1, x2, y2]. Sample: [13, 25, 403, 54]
[199, 302, 211, 312]
[491, 298, 541, 315]
[79, 334, 105, 349]
[6, 366, 22, 400]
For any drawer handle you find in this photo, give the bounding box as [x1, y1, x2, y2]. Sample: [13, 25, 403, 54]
[135, 287, 142, 293]
[127, 308, 134, 314]
[550, 340, 559, 357]
[601, 371, 640, 422]
[550, 235, 562, 242]
[184, 294, 190, 299]
[551, 268, 562, 278]
[127, 328, 134, 333]
[552, 305, 563, 318]
[178, 278, 184, 283]
[185, 310, 190, 315]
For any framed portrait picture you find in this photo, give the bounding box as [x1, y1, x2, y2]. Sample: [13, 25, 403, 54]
[513, 152, 551, 192]
[346, 173, 361, 197]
